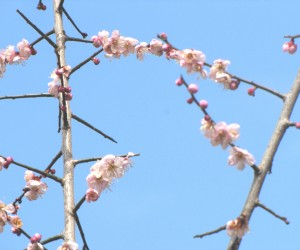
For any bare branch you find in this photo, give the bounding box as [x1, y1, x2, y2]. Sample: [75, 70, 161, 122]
[71, 113, 118, 143]
[69, 48, 103, 76]
[16, 9, 57, 49]
[194, 225, 226, 238]
[31, 29, 55, 47]
[0, 93, 52, 100]
[255, 200, 289, 225]
[73, 211, 90, 250]
[62, 7, 87, 38]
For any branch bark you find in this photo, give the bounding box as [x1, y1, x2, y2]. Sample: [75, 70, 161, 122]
[53, 0, 75, 243]
[227, 68, 300, 249]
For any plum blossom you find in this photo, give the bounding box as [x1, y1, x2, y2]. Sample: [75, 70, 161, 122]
[177, 49, 207, 77]
[57, 240, 79, 250]
[8, 215, 22, 229]
[92, 30, 139, 59]
[27, 242, 44, 250]
[24, 170, 48, 201]
[86, 153, 133, 202]
[47, 66, 71, 97]
[0, 55, 6, 78]
[282, 40, 297, 54]
[17, 39, 32, 61]
[209, 59, 231, 88]
[3, 45, 19, 64]
[0, 157, 5, 171]
[226, 214, 249, 238]
[210, 122, 240, 149]
[228, 147, 256, 170]
[135, 42, 149, 61]
[149, 39, 163, 56]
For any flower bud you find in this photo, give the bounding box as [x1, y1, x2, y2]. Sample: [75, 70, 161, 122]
[188, 83, 199, 94]
[199, 100, 208, 109]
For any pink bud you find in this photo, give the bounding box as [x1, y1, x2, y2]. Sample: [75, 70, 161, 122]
[229, 79, 240, 90]
[186, 97, 193, 104]
[160, 33, 168, 40]
[295, 122, 300, 129]
[199, 100, 208, 109]
[50, 169, 56, 174]
[162, 44, 171, 52]
[248, 87, 255, 96]
[4, 157, 13, 168]
[204, 115, 211, 122]
[30, 46, 37, 55]
[175, 78, 183, 86]
[65, 93, 73, 101]
[82, 32, 88, 38]
[60, 105, 66, 111]
[92, 57, 100, 65]
[41, 4, 47, 10]
[91, 37, 101, 48]
[58, 86, 64, 92]
[64, 86, 72, 93]
[188, 84, 199, 94]
[55, 69, 63, 76]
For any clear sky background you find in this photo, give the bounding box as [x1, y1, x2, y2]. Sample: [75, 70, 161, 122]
[1, 0, 300, 249]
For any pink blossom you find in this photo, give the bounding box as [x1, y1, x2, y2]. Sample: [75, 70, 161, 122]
[200, 118, 215, 139]
[85, 188, 100, 202]
[91, 36, 102, 48]
[149, 39, 163, 56]
[27, 242, 44, 250]
[228, 147, 255, 170]
[210, 122, 240, 149]
[177, 49, 207, 77]
[135, 42, 149, 61]
[0, 157, 5, 171]
[25, 180, 48, 201]
[17, 39, 32, 60]
[57, 240, 79, 250]
[209, 59, 231, 87]
[4, 45, 19, 64]
[8, 215, 22, 229]
[24, 171, 48, 201]
[226, 214, 249, 238]
[282, 40, 297, 54]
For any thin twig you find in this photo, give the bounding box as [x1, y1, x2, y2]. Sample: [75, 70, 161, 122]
[194, 225, 226, 238]
[9, 159, 62, 184]
[58, 0, 65, 11]
[74, 195, 86, 213]
[31, 29, 55, 47]
[62, 7, 87, 38]
[44, 150, 63, 172]
[73, 211, 89, 250]
[73, 153, 140, 167]
[284, 34, 300, 39]
[66, 36, 93, 44]
[16, 9, 57, 49]
[69, 48, 103, 76]
[40, 234, 64, 245]
[71, 113, 117, 143]
[255, 201, 289, 225]
[12, 188, 29, 206]
[0, 93, 52, 100]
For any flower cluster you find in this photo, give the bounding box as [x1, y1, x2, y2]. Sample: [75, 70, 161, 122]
[57, 240, 79, 250]
[0, 39, 34, 78]
[85, 153, 133, 202]
[282, 39, 297, 54]
[48, 66, 72, 98]
[200, 117, 255, 170]
[27, 233, 44, 250]
[201, 119, 240, 149]
[209, 59, 232, 88]
[24, 170, 48, 201]
[226, 214, 249, 238]
[0, 201, 21, 233]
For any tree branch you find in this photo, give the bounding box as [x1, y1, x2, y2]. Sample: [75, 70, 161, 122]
[71, 113, 117, 143]
[194, 225, 226, 238]
[0, 93, 52, 100]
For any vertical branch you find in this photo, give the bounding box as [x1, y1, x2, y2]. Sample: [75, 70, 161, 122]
[227, 68, 300, 250]
[53, 0, 75, 243]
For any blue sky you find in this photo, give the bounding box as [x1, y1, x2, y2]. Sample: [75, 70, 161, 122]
[1, 0, 300, 249]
